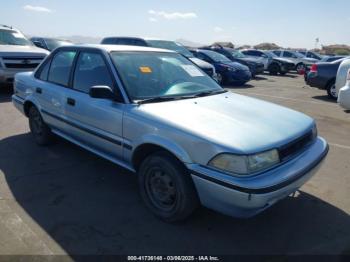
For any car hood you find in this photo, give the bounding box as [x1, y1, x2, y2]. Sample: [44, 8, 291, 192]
[302, 57, 318, 64]
[136, 92, 314, 154]
[218, 61, 250, 71]
[189, 57, 214, 69]
[238, 57, 261, 64]
[0, 45, 49, 57]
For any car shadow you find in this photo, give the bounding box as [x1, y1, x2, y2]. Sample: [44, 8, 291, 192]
[1, 133, 350, 255]
[0, 85, 13, 103]
[253, 76, 268, 81]
[312, 95, 337, 104]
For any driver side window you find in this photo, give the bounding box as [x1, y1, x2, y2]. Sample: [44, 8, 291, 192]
[73, 52, 114, 93]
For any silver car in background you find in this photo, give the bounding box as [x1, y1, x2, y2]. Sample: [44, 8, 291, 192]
[12, 45, 328, 222]
[0, 25, 49, 87]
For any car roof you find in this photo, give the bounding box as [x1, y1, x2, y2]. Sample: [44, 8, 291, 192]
[58, 44, 175, 53]
[0, 24, 18, 31]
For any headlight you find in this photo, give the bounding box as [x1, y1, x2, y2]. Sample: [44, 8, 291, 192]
[208, 149, 280, 176]
[227, 67, 237, 72]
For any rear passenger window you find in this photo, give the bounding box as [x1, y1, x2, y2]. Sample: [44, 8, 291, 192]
[73, 52, 114, 93]
[48, 51, 76, 86]
[39, 60, 50, 81]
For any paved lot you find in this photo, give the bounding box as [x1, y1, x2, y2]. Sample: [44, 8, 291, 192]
[0, 74, 349, 255]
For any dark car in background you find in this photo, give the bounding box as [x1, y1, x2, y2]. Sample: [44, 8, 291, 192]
[200, 45, 264, 77]
[241, 49, 294, 75]
[30, 37, 73, 51]
[101, 37, 217, 80]
[190, 49, 252, 85]
[306, 58, 347, 100]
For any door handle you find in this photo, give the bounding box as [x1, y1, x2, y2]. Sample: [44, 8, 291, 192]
[36, 87, 42, 94]
[67, 98, 75, 106]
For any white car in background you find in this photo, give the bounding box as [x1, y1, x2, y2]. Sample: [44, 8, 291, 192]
[338, 69, 350, 110]
[0, 24, 49, 87]
[272, 50, 318, 73]
[335, 58, 350, 97]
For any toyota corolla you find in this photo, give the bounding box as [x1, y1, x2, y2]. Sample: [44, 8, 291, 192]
[12, 45, 329, 222]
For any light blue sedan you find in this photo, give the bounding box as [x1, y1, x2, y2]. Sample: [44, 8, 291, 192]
[12, 45, 329, 222]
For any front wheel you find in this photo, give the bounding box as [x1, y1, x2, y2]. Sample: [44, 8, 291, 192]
[138, 152, 199, 222]
[296, 63, 305, 74]
[28, 106, 53, 145]
[326, 80, 338, 100]
[268, 63, 280, 75]
[217, 73, 224, 85]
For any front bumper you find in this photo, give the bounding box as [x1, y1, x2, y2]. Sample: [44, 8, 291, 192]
[12, 95, 26, 115]
[188, 137, 328, 218]
[226, 70, 252, 84]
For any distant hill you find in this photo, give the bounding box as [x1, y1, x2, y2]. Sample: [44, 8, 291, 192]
[253, 43, 281, 50]
[321, 45, 350, 55]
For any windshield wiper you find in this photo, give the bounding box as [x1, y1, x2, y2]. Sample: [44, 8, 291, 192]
[137, 96, 180, 105]
[192, 89, 227, 97]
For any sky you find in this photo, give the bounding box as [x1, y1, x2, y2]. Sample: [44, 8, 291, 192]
[2, 0, 350, 49]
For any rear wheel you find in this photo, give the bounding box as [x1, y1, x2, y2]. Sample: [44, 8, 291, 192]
[326, 80, 337, 100]
[28, 106, 52, 145]
[138, 152, 199, 222]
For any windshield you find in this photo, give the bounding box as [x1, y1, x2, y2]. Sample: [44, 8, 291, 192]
[110, 51, 222, 101]
[146, 40, 194, 58]
[229, 49, 246, 58]
[45, 39, 72, 50]
[265, 51, 277, 58]
[200, 50, 231, 63]
[294, 51, 305, 58]
[0, 29, 32, 46]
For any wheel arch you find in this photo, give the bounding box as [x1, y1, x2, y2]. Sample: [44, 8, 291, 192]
[23, 100, 37, 117]
[131, 138, 192, 171]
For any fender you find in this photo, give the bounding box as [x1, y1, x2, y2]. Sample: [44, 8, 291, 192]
[132, 134, 193, 164]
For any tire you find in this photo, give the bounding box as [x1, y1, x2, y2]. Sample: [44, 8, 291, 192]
[326, 80, 338, 100]
[268, 63, 280, 75]
[296, 63, 305, 73]
[217, 73, 224, 85]
[28, 106, 53, 145]
[138, 151, 199, 222]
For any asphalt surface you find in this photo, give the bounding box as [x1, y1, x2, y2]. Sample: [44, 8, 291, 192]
[0, 74, 349, 256]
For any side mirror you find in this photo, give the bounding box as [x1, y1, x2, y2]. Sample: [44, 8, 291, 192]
[33, 41, 46, 49]
[89, 85, 118, 100]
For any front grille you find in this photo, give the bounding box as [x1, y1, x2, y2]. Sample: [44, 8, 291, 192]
[2, 56, 44, 60]
[279, 130, 314, 161]
[3, 56, 44, 70]
[5, 63, 39, 69]
[202, 68, 214, 77]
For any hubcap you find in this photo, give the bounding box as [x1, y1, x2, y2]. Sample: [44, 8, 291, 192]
[330, 84, 338, 98]
[146, 167, 177, 211]
[217, 74, 223, 84]
[30, 110, 44, 136]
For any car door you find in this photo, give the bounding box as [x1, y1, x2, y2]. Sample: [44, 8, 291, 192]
[63, 50, 125, 160]
[36, 50, 77, 133]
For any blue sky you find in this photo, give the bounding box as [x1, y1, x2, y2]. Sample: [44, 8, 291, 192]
[2, 0, 350, 48]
